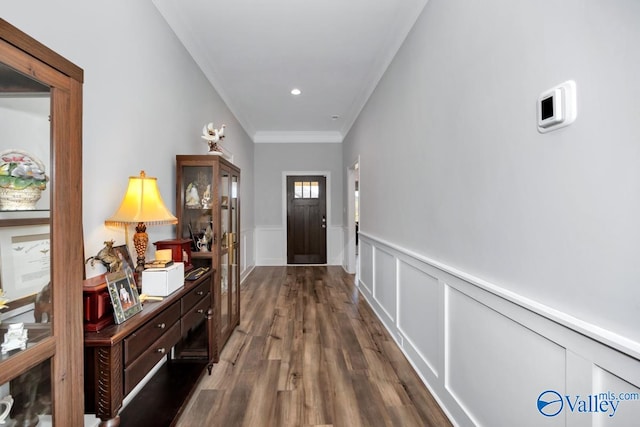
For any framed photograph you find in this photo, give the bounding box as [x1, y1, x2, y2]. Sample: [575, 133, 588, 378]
[112, 244, 136, 277]
[106, 269, 142, 324]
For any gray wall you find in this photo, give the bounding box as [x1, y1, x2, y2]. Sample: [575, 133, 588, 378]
[255, 143, 343, 227]
[344, 0, 640, 346]
[2, 0, 255, 272]
[343, 1, 640, 423]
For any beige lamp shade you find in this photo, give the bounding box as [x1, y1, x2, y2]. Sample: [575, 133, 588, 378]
[105, 171, 177, 226]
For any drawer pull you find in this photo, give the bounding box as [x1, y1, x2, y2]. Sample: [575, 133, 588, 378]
[157, 323, 166, 329]
[156, 348, 166, 354]
[196, 291, 204, 296]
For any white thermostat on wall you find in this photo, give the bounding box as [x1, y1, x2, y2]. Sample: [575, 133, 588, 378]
[537, 80, 577, 133]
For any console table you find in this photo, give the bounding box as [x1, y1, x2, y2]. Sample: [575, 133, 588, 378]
[84, 270, 215, 427]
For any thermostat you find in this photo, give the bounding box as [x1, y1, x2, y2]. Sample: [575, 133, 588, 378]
[537, 80, 577, 133]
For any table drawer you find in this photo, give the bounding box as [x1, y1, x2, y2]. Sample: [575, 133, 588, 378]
[124, 301, 180, 365]
[181, 279, 209, 315]
[124, 320, 181, 395]
[182, 295, 210, 335]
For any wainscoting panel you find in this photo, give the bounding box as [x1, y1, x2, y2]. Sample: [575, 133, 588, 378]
[240, 229, 255, 283]
[359, 240, 374, 297]
[373, 247, 396, 324]
[397, 260, 441, 379]
[356, 232, 640, 426]
[592, 366, 640, 427]
[445, 287, 566, 427]
[255, 226, 345, 266]
[327, 226, 344, 265]
[255, 227, 286, 265]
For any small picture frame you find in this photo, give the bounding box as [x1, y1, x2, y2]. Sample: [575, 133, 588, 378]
[112, 244, 136, 277]
[106, 269, 142, 324]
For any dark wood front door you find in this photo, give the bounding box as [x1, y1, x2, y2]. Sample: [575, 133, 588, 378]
[287, 175, 327, 264]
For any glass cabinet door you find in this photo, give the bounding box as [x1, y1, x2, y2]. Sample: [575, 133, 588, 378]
[0, 61, 54, 420]
[219, 167, 230, 335]
[230, 173, 239, 323]
[0, 62, 52, 334]
[0, 23, 85, 425]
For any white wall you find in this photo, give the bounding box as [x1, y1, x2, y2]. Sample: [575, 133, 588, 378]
[344, 0, 640, 425]
[2, 0, 255, 275]
[0, 98, 50, 210]
[254, 142, 343, 265]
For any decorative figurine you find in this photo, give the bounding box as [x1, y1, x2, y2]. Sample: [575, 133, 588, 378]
[201, 122, 226, 154]
[0, 394, 14, 424]
[204, 223, 213, 243]
[196, 235, 209, 252]
[185, 182, 200, 208]
[2, 323, 28, 354]
[33, 282, 52, 323]
[85, 240, 123, 272]
[201, 184, 211, 209]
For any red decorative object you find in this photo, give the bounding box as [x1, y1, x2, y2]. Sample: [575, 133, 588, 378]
[83, 274, 114, 332]
[154, 239, 193, 271]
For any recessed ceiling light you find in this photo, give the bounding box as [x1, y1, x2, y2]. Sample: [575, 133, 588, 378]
[331, 115, 340, 120]
[291, 88, 301, 95]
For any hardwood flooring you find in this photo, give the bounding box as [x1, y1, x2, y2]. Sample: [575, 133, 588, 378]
[177, 266, 451, 427]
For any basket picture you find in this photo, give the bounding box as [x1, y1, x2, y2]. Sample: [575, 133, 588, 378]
[0, 150, 48, 210]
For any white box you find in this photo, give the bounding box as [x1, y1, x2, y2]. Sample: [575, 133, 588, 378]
[141, 262, 184, 296]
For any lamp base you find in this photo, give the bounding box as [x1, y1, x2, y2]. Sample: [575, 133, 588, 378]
[133, 222, 148, 290]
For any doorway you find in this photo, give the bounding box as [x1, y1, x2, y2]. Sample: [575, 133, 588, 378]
[286, 175, 327, 264]
[346, 159, 360, 274]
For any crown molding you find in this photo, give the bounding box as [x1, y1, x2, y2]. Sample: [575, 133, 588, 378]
[253, 131, 343, 144]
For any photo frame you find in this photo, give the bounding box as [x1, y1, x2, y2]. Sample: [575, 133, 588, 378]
[106, 269, 142, 324]
[112, 244, 136, 280]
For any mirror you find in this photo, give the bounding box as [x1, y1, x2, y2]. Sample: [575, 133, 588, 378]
[0, 62, 52, 330]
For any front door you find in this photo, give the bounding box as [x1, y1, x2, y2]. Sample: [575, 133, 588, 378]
[287, 175, 327, 264]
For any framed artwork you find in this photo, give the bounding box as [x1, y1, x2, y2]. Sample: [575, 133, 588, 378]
[0, 221, 50, 311]
[106, 269, 142, 324]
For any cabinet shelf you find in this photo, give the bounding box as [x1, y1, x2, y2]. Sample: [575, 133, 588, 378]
[118, 359, 208, 427]
[191, 251, 215, 259]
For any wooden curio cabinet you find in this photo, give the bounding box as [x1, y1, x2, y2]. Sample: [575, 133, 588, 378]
[176, 155, 240, 361]
[0, 19, 84, 426]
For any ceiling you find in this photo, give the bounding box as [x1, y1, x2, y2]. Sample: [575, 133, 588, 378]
[152, 0, 427, 143]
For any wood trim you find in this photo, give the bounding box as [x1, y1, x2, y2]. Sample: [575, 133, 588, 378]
[0, 18, 83, 82]
[0, 37, 71, 90]
[0, 217, 49, 227]
[51, 77, 85, 425]
[0, 21, 84, 426]
[96, 345, 123, 419]
[0, 337, 56, 384]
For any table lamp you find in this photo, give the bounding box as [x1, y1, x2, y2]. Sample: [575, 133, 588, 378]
[105, 171, 177, 276]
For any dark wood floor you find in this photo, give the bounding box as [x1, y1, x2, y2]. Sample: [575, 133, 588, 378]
[177, 266, 451, 427]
